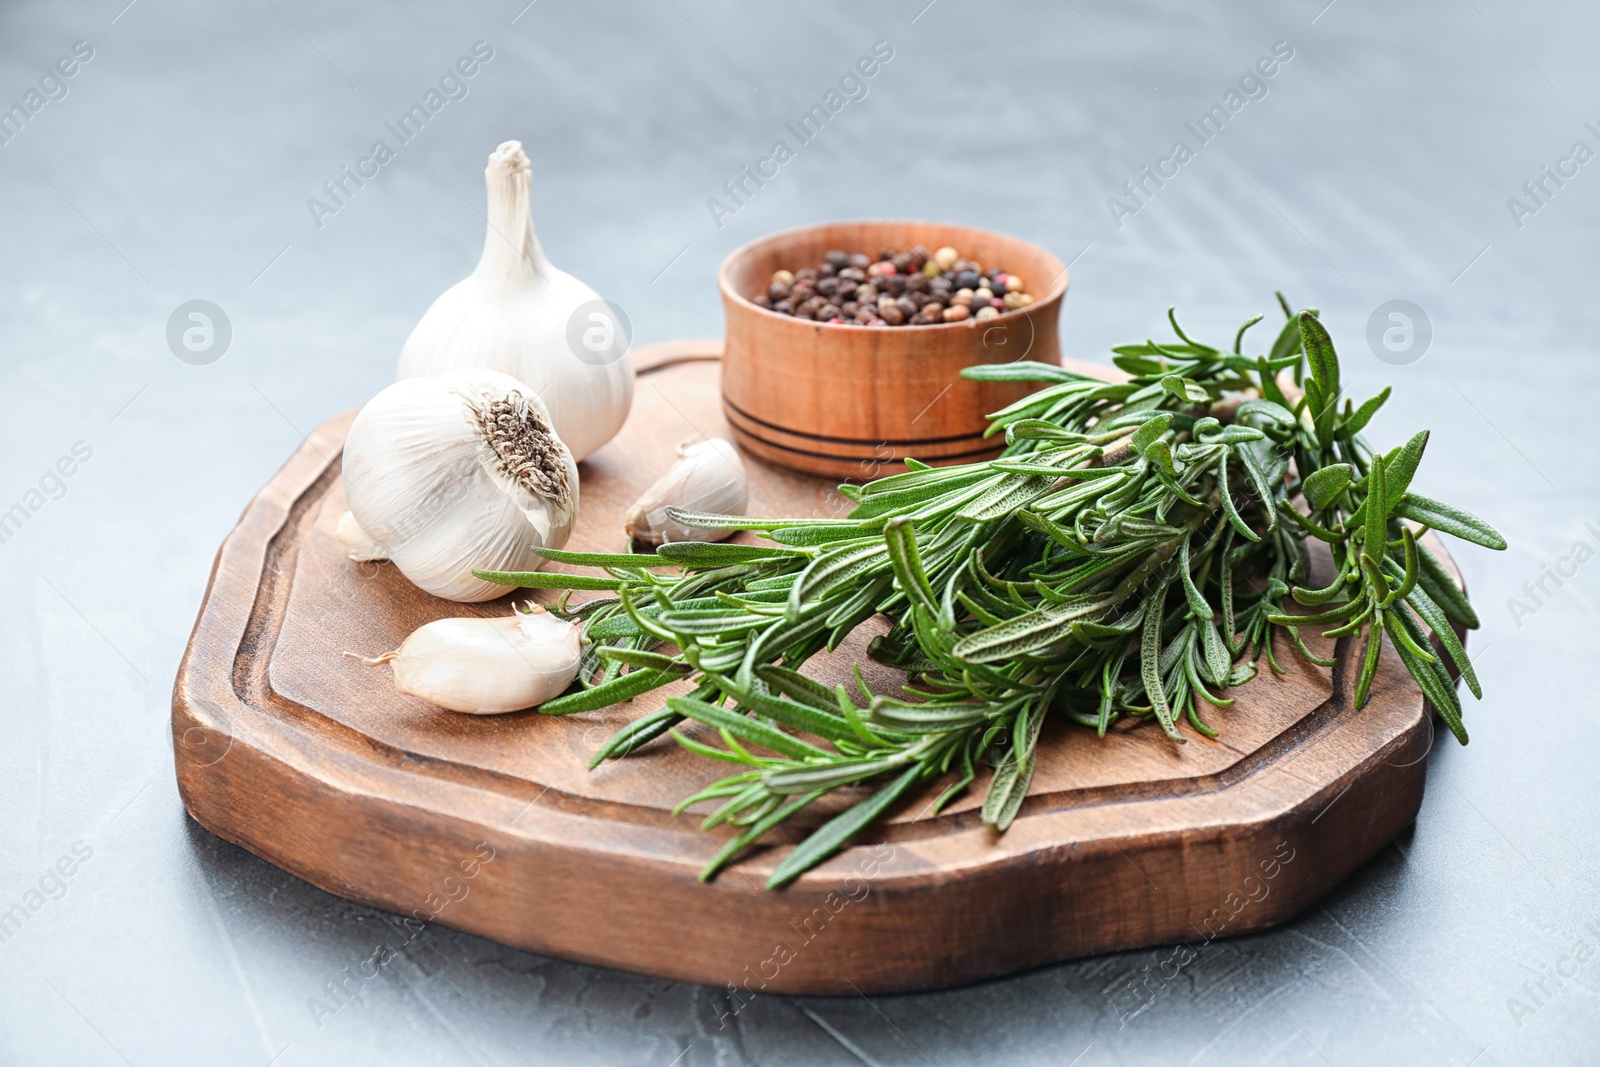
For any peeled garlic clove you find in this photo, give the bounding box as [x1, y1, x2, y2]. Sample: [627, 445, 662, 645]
[625, 438, 748, 546]
[336, 510, 387, 561]
[383, 606, 582, 714]
[397, 140, 634, 462]
[343, 369, 579, 602]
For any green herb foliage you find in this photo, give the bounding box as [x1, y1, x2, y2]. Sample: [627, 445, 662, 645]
[475, 298, 1504, 888]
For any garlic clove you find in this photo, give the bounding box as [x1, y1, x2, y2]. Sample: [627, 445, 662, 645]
[625, 438, 748, 546]
[336, 510, 388, 561]
[342, 369, 579, 602]
[382, 605, 582, 714]
[396, 140, 634, 462]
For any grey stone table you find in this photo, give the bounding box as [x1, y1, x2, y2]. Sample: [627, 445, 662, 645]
[2, 0, 1596, 1063]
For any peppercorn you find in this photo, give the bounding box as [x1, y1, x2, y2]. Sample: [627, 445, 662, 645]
[761, 244, 1032, 327]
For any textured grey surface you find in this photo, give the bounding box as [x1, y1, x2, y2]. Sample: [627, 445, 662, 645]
[1, 0, 1597, 1064]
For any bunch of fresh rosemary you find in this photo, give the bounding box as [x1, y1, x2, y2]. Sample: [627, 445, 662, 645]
[476, 297, 1504, 889]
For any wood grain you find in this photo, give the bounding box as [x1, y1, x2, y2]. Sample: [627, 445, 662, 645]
[172, 342, 1466, 994]
[718, 220, 1068, 478]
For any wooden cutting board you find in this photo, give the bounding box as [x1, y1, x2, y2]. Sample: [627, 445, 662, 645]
[172, 340, 1465, 995]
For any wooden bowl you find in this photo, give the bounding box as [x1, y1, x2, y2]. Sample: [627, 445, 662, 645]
[718, 220, 1068, 480]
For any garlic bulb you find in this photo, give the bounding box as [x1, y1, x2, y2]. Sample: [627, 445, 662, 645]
[371, 605, 582, 714]
[342, 369, 579, 602]
[397, 140, 633, 462]
[625, 438, 748, 546]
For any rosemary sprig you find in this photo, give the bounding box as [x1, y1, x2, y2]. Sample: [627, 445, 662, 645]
[477, 297, 1504, 888]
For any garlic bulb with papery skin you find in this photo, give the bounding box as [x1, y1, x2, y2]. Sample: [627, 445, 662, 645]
[397, 140, 633, 462]
[342, 369, 579, 602]
[625, 438, 748, 546]
[376, 605, 582, 714]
